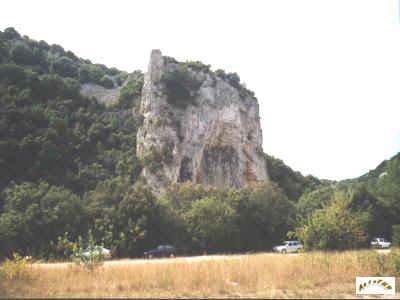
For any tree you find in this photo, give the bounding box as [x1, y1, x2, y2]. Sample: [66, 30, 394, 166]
[232, 182, 294, 251]
[392, 225, 400, 247]
[114, 184, 172, 257]
[0, 182, 87, 257]
[78, 64, 105, 84]
[52, 56, 78, 78]
[99, 75, 114, 89]
[295, 190, 369, 250]
[296, 185, 335, 218]
[183, 196, 238, 253]
[3, 27, 21, 40]
[117, 71, 143, 110]
[161, 65, 202, 108]
[10, 42, 37, 65]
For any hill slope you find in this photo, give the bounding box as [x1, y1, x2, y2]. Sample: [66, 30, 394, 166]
[1, 27, 398, 258]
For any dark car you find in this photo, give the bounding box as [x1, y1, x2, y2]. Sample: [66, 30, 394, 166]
[144, 245, 176, 258]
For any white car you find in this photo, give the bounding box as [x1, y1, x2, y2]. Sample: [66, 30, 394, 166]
[82, 246, 111, 258]
[273, 241, 303, 253]
[370, 237, 391, 249]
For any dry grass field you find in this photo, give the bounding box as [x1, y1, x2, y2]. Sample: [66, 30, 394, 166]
[1, 250, 399, 298]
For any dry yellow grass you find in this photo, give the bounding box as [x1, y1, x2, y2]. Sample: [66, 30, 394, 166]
[1, 250, 399, 298]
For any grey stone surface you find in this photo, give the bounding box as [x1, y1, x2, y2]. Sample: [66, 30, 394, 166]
[137, 50, 269, 193]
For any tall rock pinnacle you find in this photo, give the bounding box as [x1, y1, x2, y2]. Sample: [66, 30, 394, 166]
[136, 50, 268, 193]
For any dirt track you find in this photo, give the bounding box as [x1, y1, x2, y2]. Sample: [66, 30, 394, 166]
[34, 252, 290, 269]
[33, 249, 391, 269]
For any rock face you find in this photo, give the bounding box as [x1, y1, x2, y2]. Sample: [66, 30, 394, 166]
[137, 50, 268, 193]
[80, 83, 123, 106]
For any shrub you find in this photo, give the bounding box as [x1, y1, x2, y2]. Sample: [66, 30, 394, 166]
[38, 40, 50, 51]
[392, 224, 400, 246]
[50, 44, 66, 57]
[183, 196, 238, 253]
[161, 66, 202, 108]
[52, 56, 78, 78]
[0, 41, 8, 62]
[142, 146, 163, 173]
[161, 143, 174, 164]
[106, 67, 120, 76]
[10, 42, 37, 65]
[62, 77, 81, 98]
[3, 27, 21, 40]
[370, 250, 400, 276]
[226, 72, 241, 88]
[215, 69, 226, 79]
[0, 253, 32, 280]
[50, 232, 77, 259]
[295, 190, 369, 250]
[184, 61, 211, 73]
[118, 72, 143, 109]
[115, 71, 129, 86]
[71, 231, 106, 271]
[393, 251, 400, 275]
[0, 64, 28, 85]
[99, 75, 114, 89]
[79, 64, 105, 84]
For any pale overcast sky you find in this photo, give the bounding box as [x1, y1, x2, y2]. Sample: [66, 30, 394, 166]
[2, 0, 400, 180]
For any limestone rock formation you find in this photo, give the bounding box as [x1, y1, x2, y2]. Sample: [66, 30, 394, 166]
[137, 50, 268, 193]
[80, 82, 123, 106]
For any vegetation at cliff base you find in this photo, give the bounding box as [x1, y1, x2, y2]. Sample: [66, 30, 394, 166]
[1, 27, 400, 261]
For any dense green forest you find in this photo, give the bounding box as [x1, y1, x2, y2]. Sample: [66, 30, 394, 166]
[0, 27, 399, 259]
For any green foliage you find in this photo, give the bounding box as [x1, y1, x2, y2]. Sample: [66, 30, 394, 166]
[394, 251, 400, 275]
[161, 142, 174, 164]
[99, 75, 114, 89]
[214, 69, 256, 98]
[162, 181, 294, 254]
[265, 154, 325, 201]
[232, 182, 295, 251]
[62, 77, 80, 98]
[117, 71, 143, 110]
[79, 64, 105, 83]
[161, 182, 208, 211]
[161, 65, 202, 108]
[0, 182, 87, 257]
[52, 56, 78, 77]
[3, 27, 21, 40]
[295, 190, 369, 250]
[2, 27, 400, 259]
[10, 42, 37, 65]
[183, 61, 211, 73]
[50, 232, 77, 259]
[367, 250, 400, 276]
[86, 181, 175, 257]
[346, 152, 400, 238]
[71, 231, 106, 270]
[142, 146, 163, 173]
[0, 41, 8, 63]
[183, 196, 237, 252]
[296, 185, 335, 217]
[0, 253, 32, 280]
[0, 63, 31, 86]
[0, 35, 141, 194]
[392, 225, 400, 247]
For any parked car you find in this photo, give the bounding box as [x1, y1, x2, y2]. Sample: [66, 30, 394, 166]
[370, 237, 391, 249]
[144, 245, 176, 258]
[273, 241, 303, 253]
[82, 246, 111, 259]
